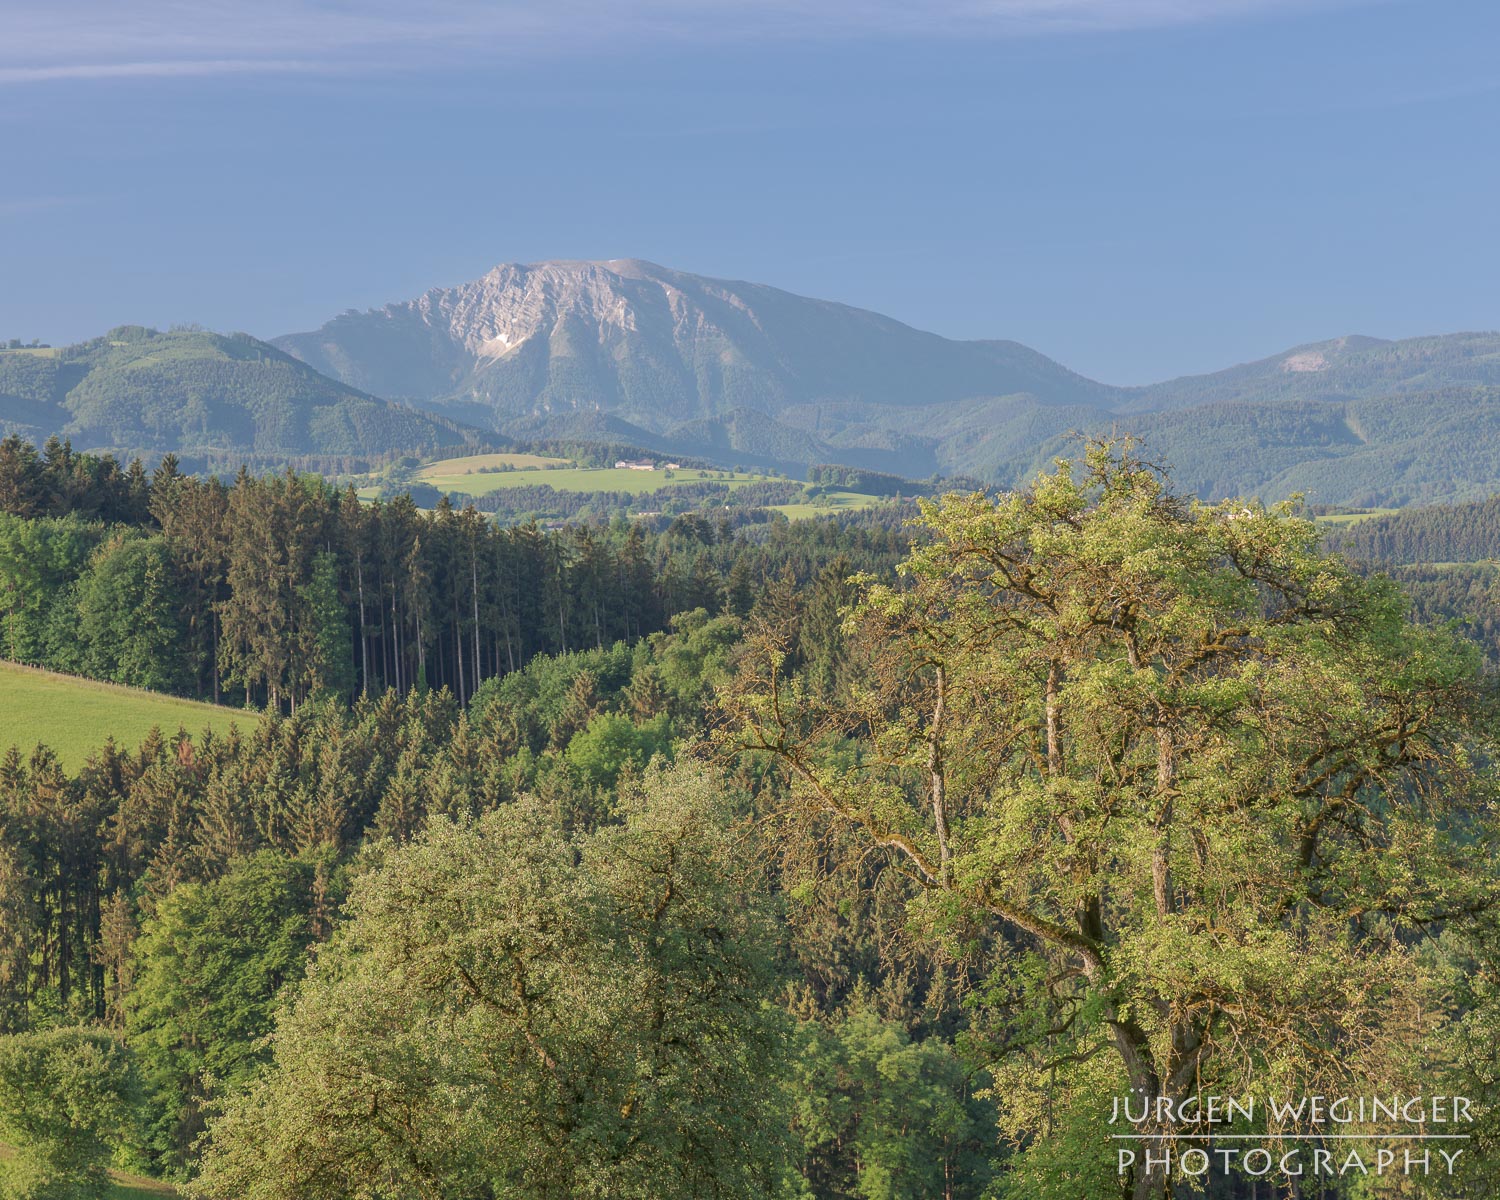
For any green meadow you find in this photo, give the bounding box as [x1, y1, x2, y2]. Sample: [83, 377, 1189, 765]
[768, 491, 885, 520]
[415, 451, 573, 476]
[1314, 507, 1401, 527]
[0, 662, 259, 769]
[420, 463, 779, 497]
[356, 451, 899, 518]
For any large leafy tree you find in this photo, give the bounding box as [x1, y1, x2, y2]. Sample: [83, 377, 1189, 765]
[724, 442, 1499, 1199]
[194, 765, 789, 1200]
[71, 532, 188, 693]
[0, 1026, 140, 1200]
[0, 514, 100, 665]
[126, 851, 326, 1177]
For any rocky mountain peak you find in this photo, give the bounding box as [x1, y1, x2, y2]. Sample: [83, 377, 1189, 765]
[273, 259, 1116, 428]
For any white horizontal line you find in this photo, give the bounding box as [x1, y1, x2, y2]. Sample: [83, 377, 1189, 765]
[1111, 1134, 1471, 1140]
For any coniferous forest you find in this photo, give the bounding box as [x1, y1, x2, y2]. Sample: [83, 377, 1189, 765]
[2, 434, 1500, 1200]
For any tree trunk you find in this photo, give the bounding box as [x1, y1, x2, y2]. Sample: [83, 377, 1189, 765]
[453, 591, 465, 704]
[471, 540, 481, 692]
[355, 556, 369, 696]
[928, 663, 951, 885]
[1109, 1010, 1205, 1200]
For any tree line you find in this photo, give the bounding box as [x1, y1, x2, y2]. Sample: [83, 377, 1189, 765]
[1324, 491, 1500, 564]
[0, 433, 908, 711]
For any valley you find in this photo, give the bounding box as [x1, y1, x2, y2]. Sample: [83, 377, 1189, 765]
[355, 448, 895, 521]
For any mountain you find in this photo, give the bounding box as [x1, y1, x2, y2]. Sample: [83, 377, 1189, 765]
[0, 326, 475, 459]
[274, 259, 1500, 505]
[1117, 332, 1500, 413]
[1020, 387, 1500, 508]
[11, 264, 1500, 507]
[274, 259, 1119, 430]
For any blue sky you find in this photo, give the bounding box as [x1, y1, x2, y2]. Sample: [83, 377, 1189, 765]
[1, 0, 1496, 383]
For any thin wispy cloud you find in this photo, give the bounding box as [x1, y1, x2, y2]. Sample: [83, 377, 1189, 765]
[0, 195, 91, 217]
[2, 0, 1359, 84]
[0, 60, 323, 85]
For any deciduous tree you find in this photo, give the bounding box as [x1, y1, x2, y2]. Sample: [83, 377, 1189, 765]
[724, 441, 1499, 1199]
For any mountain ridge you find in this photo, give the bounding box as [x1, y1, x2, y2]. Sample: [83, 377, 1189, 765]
[0, 325, 478, 460]
[273, 258, 1121, 429]
[10, 260, 1500, 506]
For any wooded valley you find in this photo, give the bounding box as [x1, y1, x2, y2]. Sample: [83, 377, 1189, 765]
[1, 434, 1498, 1199]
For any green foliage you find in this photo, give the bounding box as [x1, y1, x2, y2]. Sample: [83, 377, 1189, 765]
[725, 439, 1500, 1198]
[1423, 925, 1500, 1199]
[9, 426, 1500, 1197]
[2, 434, 909, 711]
[983, 1050, 1122, 1200]
[0, 1027, 140, 1200]
[71, 534, 189, 693]
[126, 852, 331, 1178]
[0, 513, 102, 663]
[294, 551, 355, 701]
[805, 465, 918, 498]
[194, 765, 790, 1200]
[0, 436, 151, 525]
[563, 711, 671, 788]
[787, 1005, 996, 1200]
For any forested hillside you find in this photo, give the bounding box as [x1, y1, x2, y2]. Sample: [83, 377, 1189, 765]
[1119, 331, 1500, 412]
[11, 284, 1500, 505]
[1323, 490, 1500, 563]
[0, 327, 473, 459]
[1318, 493, 1500, 671]
[0, 434, 905, 709]
[2, 440, 1499, 1199]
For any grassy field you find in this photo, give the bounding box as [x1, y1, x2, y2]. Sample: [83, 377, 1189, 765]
[0, 346, 59, 358]
[416, 451, 573, 476]
[769, 491, 886, 520]
[419, 463, 779, 498]
[0, 662, 260, 769]
[1315, 507, 1401, 527]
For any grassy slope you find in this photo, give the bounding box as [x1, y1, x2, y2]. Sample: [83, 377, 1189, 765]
[417, 462, 778, 497]
[416, 451, 572, 475]
[770, 491, 885, 520]
[1314, 508, 1401, 527]
[0, 662, 259, 770]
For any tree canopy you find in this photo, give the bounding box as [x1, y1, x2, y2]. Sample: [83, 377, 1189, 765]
[725, 441, 1500, 1198]
[194, 766, 791, 1200]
